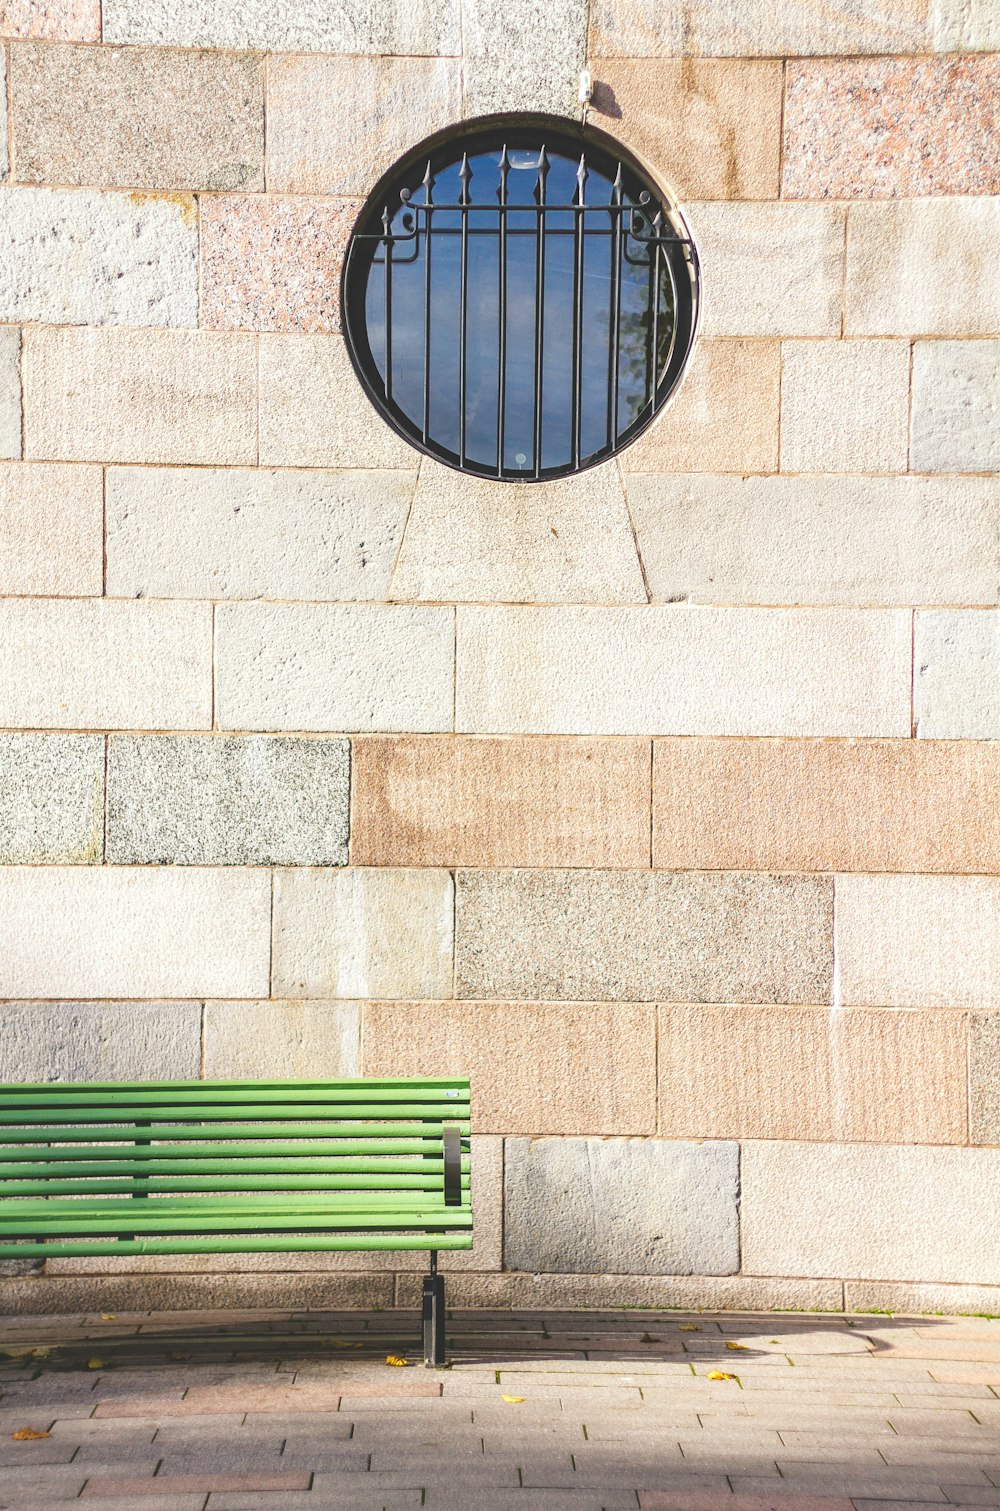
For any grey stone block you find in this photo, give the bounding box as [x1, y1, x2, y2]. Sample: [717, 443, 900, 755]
[0, 1001, 201, 1082]
[970, 1012, 1000, 1146]
[503, 1137, 740, 1275]
[107, 734, 349, 866]
[0, 733, 104, 863]
[911, 339, 1000, 473]
[203, 1001, 360, 1080]
[0, 325, 19, 459]
[456, 868, 833, 1003]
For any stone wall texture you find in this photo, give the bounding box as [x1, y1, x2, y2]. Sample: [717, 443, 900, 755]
[0, 0, 998, 1316]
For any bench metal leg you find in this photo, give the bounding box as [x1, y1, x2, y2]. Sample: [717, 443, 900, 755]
[422, 1252, 445, 1368]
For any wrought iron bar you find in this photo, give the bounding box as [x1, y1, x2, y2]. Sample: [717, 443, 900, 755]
[381, 204, 393, 403]
[458, 152, 471, 469]
[649, 208, 662, 405]
[532, 147, 549, 480]
[421, 159, 434, 447]
[496, 145, 510, 478]
[607, 162, 623, 450]
[570, 152, 588, 470]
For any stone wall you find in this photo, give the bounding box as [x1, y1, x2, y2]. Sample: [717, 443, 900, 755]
[0, 0, 999, 1316]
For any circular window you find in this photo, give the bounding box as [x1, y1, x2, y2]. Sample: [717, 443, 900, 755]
[342, 115, 700, 482]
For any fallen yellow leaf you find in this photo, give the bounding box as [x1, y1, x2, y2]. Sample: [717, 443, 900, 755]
[100, 1314, 118, 1322]
[706, 1370, 736, 1381]
[385, 1354, 410, 1367]
[86, 1358, 105, 1370]
[169, 1352, 191, 1361]
[725, 1341, 748, 1351]
[678, 1325, 700, 1332]
[11, 1428, 50, 1441]
[501, 1395, 525, 1403]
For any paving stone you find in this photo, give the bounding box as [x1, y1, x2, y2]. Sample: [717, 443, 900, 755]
[0, 327, 20, 459]
[690, 202, 844, 337]
[83, 1476, 312, 1496]
[102, 0, 462, 52]
[9, 43, 264, 191]
[106, 464, 413, 602]
[202, 1000, 359, 1080]
[455, 867, 833, 1004]
[779, 339, 910, 472]
[0, 186, 195, 327]
[589, 0, 930, 53]
[0, 0, 99, 38]
[215, 602, 454, 735]
[463, 0, 587, 117]
[504, 1137, 738, 1276]
[272, 866, 454, 1001]
[0, 461, 102, 595]
[107, 734, 349, 866]
[0, 1000, 200, 1081]
[0, 865, 270, 999]
[911, 339, 1000, 473]
[0, 732, 103, 864]
[917, 610, 1000, 739]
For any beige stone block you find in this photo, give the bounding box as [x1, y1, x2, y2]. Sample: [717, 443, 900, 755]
[591, 60, 781, 201]
[692, 202, 844, 338]
[933, 0, 1000, 50]
[846, 199, 1000, 336]
[780, 340, 910, 473]
[589, 0, 930, 55]
[0, 598, 212, 730]
[0, 866, 270, 998]
[463, 0, 587, 118]
[0, 186, 196, 327]
[621, 339, 779, 474]
[0, 732, 103, 863]
[911, 339, 1000, 473]
[106, 465, 414, 601]
[215, 602, 453, 734]
[202, 1001, 360, 1078]
[10, 43, 264, 191]
[200, 195, 356, 335]
[103, 0, 462, 54]
[268, 56, 461, 197]
[654, 736, 1000, 875]
[455, 605, 912, 736]
[0, 0, 98, 39]
[743, 1142, 1000, 1285]
[0, 326, 20, 458]
[846, 1280, 1000, 1316]
[970, 1011, 1000, 1145]
[659, 1004, 967, 1143]
[391, 460, 645, 605]
[456, 868, 832, 1004]
[837, 873, 1000, 1009]
[627, 474, 999, 607]
[916, 610, 1000, 739]
[24, 326, 256, 465]
[272, 867, 454, 1001]
[396, 1270, 844, 1311]
[0, 462, 102, 594]
[0, 1000, 201, 1080]
[351, 735, 650, 869]
[258, 334, 414, 470]
[0, 1271, 393, 1313]
[363, 999, 656, 1134]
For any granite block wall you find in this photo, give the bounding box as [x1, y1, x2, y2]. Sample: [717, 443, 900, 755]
[0, 0, 998, 1316]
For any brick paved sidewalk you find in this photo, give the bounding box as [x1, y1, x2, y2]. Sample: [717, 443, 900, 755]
[0, 1307, 997, 1510]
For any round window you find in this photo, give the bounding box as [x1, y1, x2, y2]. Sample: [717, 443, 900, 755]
[342, 115, 700, 483]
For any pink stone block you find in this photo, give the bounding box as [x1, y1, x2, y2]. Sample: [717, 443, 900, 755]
[0, 0, 98, 38]
[784, 56, 1000, 198]
[200, 196, 359, 334]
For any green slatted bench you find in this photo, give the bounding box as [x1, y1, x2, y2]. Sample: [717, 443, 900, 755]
[0, 1077, 472, 1367]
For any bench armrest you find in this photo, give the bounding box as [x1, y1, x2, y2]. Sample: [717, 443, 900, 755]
[443, 1124, 462, 1207]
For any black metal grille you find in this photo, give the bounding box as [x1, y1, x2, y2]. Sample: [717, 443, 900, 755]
[342, 118, 700, 483]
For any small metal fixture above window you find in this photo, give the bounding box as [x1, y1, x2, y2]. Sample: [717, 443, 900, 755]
[342, 115, 700, 482]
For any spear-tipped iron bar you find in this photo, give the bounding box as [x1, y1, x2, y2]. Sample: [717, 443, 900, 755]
[458, 152, 471, 469]
[608, 163, 624, 449]
[570, 153, 588, 471]
[496, 145, 510, 478]
[532, 147, 549, 479]
[421, 160, 434, 447]
[382, 205, 393, 403]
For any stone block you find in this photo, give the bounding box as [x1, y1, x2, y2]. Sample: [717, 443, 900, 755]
[362, 1000, 656, 1133]
[916, 610, 1000, 739]
[0, 732, 103, 863]
[779, 341, 910, 473]
[845, 1280, 1000, 1316]
[628, 475, 998, 607]
[0, 51, 6, 184]
[350, 735, 650, 869]
[455, 868, 833, 1004]
[455, 605, 912, 736]
[504, 1137, 738, 1275]
[0, 0, 98, 38]
[24, 326, 257, 465]
[654, 736, 1000, 875]
[933, 0, 1000, 48]
[784, 57, 1000, 199]
[203, 1001, 360, 1079]
[0, 599, 212, 730]
[0, 1001, 201, 1081]
[845, 199, 1000, 336]
[106, 466, 414, 601]
[107, 735, 350, 866]
[268, 55, 461, 197]
[258, 334, 414, 469]
[0, 462, 102, 594]
[200, 195, 356, 334]
[591, 60, 781, 201]
[103, 0, 462, 52]
[215, 603, 454, 734]
[0, 866, 270, 998]
[0, 186, 196, 327]
[391, 460, 645, 604]
[589, 0, 930, 55]
[9, 43, 264, 191]
[272, 867, 454, 1001]
[463, 0, 587, 118]
[0, 1270, 393, 1313]
[911, 340, 1000, 472]
[743, 1142, 1000, 1285]
[399, 1271, 843, 1312]
[658, 1005, 967, 1144]
[836, 873, 1000, 1009]
[969, 1012, 1000, 1145]
[619, 339, 779, 474]
[691, 202, 845, 337]
[0, 326, 19, 458]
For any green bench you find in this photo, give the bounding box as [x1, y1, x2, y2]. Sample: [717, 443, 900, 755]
[0, 1076, 472, 1367]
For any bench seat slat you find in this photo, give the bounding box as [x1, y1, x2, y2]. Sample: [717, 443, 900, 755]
[0, 1233, 474, 1259]
[0, 1078, 468, 1094]
[0, 1104, 470, 1127]
[0, 1175, 472, 1195]
[0, 1121, 470, 1144]
[0, 1157, 470, 1176]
